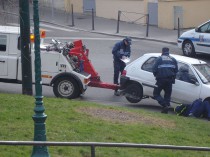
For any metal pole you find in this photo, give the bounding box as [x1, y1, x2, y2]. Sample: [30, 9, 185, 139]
[146, 14, 149, 37]
[178, 18, 180, 38]
[31, 0, 50, 156]
[91, 145, 95, 157]
[2, 0, 5, 10]
[19, 0, 33, 95]
[92, 8, 95, 30]
[71, 4, 74, 26]
[51, 0, 54, 22]
[116, 10, 121, 33]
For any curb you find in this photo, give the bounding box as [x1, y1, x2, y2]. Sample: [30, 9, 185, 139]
[40, 20, 177, 45]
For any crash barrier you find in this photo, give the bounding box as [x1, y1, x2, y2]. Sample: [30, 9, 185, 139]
[0, 141, 210, 157]
[116, 10, 149, 37]
[70, 4, 95, 30]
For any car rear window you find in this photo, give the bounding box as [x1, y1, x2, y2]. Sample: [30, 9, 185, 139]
[142, 57, 157, 72]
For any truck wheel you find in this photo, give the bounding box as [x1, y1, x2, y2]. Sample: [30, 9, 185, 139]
[53, 77, 79, 99]
[182, 40, 195, 57]
[125, 83, 143, 103]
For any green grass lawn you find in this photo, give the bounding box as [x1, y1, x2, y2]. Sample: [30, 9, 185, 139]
[0, 93, 210, 157]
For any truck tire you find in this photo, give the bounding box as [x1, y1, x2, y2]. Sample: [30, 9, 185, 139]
[53, 77, 80, 99]
[125, 83, 143, 103]
[182, 40, 195, 57]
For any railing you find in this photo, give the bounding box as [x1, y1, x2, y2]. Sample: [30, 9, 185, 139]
[1, 141, 210, 157]
[116, 10, 149, 37]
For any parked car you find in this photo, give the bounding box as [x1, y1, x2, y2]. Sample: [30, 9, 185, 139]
[177, 19, 210, 57]
[120, 53, 210, 104]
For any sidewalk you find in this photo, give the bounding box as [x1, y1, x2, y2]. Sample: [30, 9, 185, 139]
[0, 5, 180, 45]
[0, 5, 181, 45]
[37, 7, 180, 45]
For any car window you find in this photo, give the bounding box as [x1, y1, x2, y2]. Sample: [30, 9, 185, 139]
[142, 57, 157, 72]
[0, 35, 7, 52]
[193, 64, 210, 83]
[176, 62, 197, 84]
[199, 21, 210, 33]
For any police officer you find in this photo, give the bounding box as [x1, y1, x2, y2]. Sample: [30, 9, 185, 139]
[175, 98, 210, 121]
[152, 47, 178, 113]
[112, 37, 132, 96]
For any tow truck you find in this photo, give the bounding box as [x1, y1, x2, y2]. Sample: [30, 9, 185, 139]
[0, 26, 119, 99]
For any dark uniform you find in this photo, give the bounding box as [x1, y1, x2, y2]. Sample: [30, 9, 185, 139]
[112, 37, 132, 95]
[175, 98, 210, 121]
[152, 47, 178, 113]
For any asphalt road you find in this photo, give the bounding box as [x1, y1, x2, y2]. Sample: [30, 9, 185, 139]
[2, 23, 210, 113]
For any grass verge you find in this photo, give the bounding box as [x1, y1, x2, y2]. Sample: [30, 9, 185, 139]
[0, 93, 210, 157]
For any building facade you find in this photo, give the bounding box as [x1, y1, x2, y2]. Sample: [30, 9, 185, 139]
[41, 0, 210, 29]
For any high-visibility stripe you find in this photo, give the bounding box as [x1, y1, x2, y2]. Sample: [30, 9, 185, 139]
[158, 64, 176, 68]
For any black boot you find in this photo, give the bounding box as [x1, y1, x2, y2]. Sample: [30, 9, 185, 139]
[114, 89, 120, 96]
[161, 106, 169, 114]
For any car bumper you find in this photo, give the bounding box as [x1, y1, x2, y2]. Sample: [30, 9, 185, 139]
[177, 39, 183, 49]
[120, 75, 130, 90]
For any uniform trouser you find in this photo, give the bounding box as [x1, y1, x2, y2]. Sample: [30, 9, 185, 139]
[113, 60, 126, 86]
[203, 101, 210, 118]
[153, 79, 173, 107]
[189, 99, 203, 117]
[191, 101, 210, 118]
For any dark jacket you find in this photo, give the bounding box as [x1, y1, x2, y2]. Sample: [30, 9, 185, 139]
[112, 40, 131, 62]
[175, 99, 210, 119]
[152, 53, 178, 81]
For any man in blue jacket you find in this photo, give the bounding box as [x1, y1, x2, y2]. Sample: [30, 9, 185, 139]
[112, 37, 132, 96]
[152, 47, 178, 113]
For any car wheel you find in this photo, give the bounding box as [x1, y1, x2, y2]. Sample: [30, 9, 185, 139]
[125, 83, 143, 103]
[182, 40, 195, 57]
[53, 77, 79, 99]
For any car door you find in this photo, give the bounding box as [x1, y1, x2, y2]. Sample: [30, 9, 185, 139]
[0, 34, 8, 76]
[194, 21, 210, 54]
[172, 62, 201, 104]
[140, 57, 157, 97]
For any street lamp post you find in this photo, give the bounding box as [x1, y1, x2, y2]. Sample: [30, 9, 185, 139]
[31, 0, 50, 156]
[19, 0, 33, 95]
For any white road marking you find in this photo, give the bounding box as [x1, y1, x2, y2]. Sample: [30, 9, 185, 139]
[7, 23, 78, 32]
[40, 23, 78, 32]
[7, 23, 139, 41]
[7, 23, 51, 32]
[45, 37, 139, 41]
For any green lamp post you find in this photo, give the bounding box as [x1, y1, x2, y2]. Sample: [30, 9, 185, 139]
[31, 0, 50, 156]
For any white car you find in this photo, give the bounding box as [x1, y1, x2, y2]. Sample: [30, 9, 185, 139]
[120, 53, 210, 104]
[178, 20, 210, 57]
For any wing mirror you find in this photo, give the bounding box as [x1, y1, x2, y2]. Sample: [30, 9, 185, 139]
[190, 78, 199, 86]
[195, 27, 200, 32]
